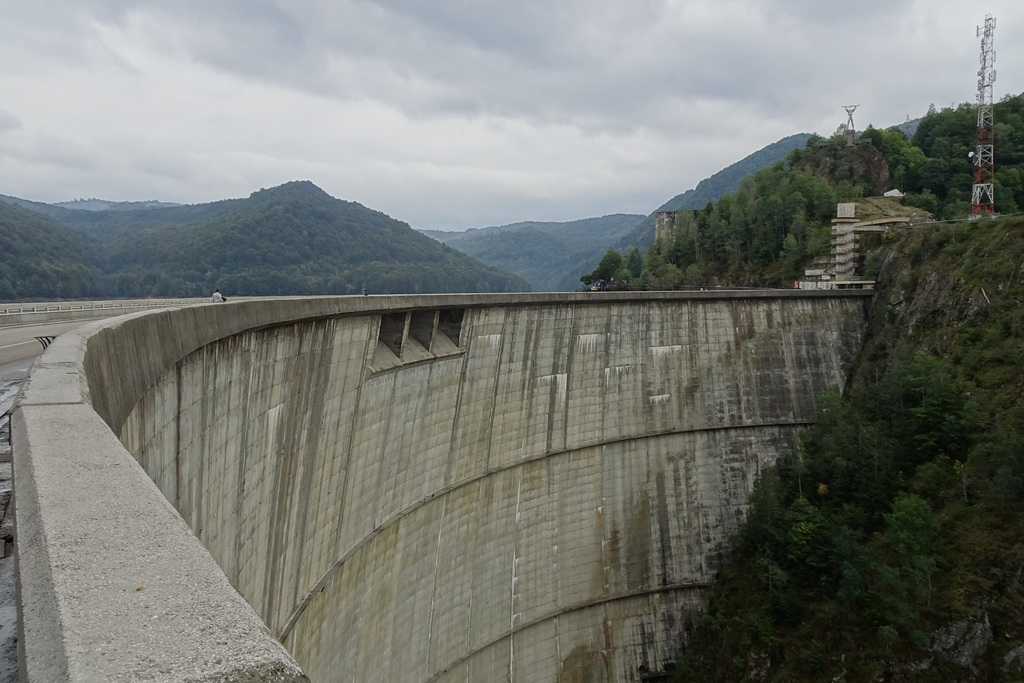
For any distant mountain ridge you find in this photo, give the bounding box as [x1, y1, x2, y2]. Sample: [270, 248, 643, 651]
[0, 181, 529, 299]
[422, 213, 643, 291]
[421, 133, 816, 291]
[615, 132, 815, 250]
[52, 198, 183, 211]
[1, 123, 914, 299]
[434, 214, 643, 242]
[893, 117, 921, 139]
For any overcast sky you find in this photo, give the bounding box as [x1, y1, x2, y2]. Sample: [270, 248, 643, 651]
[0, 1, 1020, 231]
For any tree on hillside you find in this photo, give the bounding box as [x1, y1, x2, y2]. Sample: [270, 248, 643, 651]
[624, 248, 643, 279]
[0, 201, 102, 300]
[861, 126, 927, 192]
[581, 249, 626, 287]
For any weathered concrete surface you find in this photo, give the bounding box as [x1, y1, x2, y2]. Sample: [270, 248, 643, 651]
[14, 291, 870, 682]
[13, 317, 308, 683]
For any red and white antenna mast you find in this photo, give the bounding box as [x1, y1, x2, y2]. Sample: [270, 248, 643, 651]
[970, 15, 996, 219]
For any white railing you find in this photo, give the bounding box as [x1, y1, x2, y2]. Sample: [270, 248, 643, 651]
[0, 298, 210, 317]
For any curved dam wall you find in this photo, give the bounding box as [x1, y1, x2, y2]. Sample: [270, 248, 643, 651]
[14, 291, 869, 682]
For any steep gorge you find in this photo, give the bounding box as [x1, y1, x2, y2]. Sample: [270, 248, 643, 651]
[677, 216, 1024, 682]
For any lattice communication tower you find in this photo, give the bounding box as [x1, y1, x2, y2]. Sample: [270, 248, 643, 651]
[970, 15, 996, 218]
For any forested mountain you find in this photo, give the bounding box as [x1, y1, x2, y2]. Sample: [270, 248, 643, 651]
[614, 132, 815, 251]
[0, 201, 102, 300]
[898, 97, 1024, 217]
[677, 214, 1024, 682]
[0, 195, 79, 221]
[422, 214, 643, 291]
[587, 95, 1024, 292]
[893, 116, 922, 139]
[0, 181, 529, 299]
[0, 192, 248, 236]
[0, 195, 182, 215]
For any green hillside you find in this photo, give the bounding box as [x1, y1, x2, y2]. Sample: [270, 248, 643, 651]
[615, 133, 814, 251]
[676, 214, 1024, 682]
[0, 181, 529, 299]
[0, 201, 102, 300]
[422, 213, 643, 291]
[597, 95, 1024, 292]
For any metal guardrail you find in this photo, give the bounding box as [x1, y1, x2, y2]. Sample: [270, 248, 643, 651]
[0, 298, 210, 317]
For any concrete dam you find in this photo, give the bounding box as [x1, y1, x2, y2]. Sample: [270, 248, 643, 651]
[12, 291, 870, 682]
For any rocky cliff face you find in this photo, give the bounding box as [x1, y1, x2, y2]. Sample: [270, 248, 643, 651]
[859, 217, 1024, 429]
[793, 142, 891, 195]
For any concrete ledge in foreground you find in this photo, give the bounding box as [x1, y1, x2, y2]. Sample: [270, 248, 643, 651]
[11, 320, 308, 683]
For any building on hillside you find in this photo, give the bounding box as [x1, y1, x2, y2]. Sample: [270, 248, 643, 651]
[831, 202, 862, 280]
[798, 202, 916, 290]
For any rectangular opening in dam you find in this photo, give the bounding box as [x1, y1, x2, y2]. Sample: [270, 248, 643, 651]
[378, 312, 407, 356]
[437, 308, 464, 347]
[408, 310, 436, 350]
[369, 307, 467, 374]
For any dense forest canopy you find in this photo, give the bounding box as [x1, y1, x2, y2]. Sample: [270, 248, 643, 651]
[0, 181, 529, 300]
[613, 133, 815, 252]
[0, 201, 102, 300]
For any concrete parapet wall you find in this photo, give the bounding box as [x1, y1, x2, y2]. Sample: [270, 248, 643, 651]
[0, 298, 211, 327]
[14, 291, 870, 682]
[12, 317, 308, 682]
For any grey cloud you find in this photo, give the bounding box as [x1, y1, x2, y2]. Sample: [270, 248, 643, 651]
[0, 108, 22, 134]
[132, 154, 197, 182]
[17, 0, 854, 146]
[22, 135, 98, 171]
[6, 0, 1003, 132]
[67, 2, 749, 127]
[760, 0, 917, 26]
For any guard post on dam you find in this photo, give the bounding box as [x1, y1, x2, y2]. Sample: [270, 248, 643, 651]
[10, 290, 870, 682]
